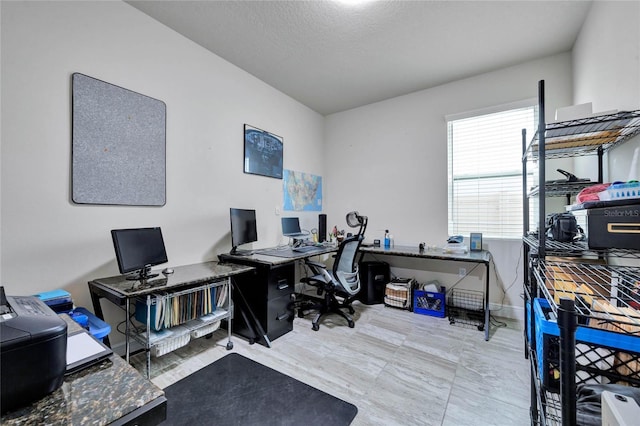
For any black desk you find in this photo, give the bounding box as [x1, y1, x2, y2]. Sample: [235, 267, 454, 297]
[1, 316, 166, 426]
[359, 245, 493, 340]
[219, 245, 337, 346]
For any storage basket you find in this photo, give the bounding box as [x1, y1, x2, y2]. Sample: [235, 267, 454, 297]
[384, 278, 416, 310]
[447, 289, 485, 330]
[184, 311, 225, 339]
[598, 181, 640, 201]
[533, 298, 640, 393]
[413, 289, 446, 317]
[140, 326, 191, 357]
[151, 328, 190, 357]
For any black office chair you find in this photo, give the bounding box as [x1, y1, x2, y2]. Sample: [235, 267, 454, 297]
[297, 211, 367, 331]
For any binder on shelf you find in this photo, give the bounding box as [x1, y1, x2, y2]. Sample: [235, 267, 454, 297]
[135, 284, 220, 331]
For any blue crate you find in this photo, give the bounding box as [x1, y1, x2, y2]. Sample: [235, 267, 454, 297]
[533, 298, 640, 392]
[72, 307, 111, 341]
[413, 289, 446, 318]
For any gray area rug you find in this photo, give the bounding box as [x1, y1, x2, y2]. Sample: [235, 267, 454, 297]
[161, 352, 358, 425]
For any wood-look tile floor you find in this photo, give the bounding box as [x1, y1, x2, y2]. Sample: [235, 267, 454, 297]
[130, 302, 530, 425]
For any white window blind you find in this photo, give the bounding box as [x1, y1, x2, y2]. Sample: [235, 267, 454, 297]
[447, 104, 535, 239]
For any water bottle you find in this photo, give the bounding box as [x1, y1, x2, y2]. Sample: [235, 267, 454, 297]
[384, 229, 390, 248]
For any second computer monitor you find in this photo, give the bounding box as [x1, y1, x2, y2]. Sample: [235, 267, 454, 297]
[230, 208, 258, 254]
[281, 217, 306, 238]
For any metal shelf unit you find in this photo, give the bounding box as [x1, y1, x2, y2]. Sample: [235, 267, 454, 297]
[522, 80, 640, 426]
[88, 261, 253, 379]
[130, 279, 232, 377]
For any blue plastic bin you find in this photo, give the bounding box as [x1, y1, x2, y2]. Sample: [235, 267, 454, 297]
[533, 298, 640, 392]
[413, 289, 446, 317]
[72, 307, 111, 341]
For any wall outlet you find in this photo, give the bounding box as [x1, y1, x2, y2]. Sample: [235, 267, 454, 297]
[458, 268, 466, 277]
[275, 206, 281, 216]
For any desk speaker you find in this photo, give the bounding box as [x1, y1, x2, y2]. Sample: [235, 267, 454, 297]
[319, 214, 327, 242]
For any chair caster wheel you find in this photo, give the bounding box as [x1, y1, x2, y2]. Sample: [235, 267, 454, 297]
[478, 325, 484, 331]
[312, 323, 319, 331]
[298, 310, 305, 318]
[348, 321, 354, 328]
[226, 341, 234, 350]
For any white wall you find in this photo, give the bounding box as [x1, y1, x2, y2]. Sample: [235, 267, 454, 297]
[572, 0, 640, 183]
[324, 53, 574, 320]
[4, 1, 638, 336]
[0, 1, 324, 340]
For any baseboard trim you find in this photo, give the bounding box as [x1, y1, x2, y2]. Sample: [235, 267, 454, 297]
[489, 303, 524, 329]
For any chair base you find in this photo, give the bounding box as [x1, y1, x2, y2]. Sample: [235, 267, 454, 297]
[296, 292, 355, 331]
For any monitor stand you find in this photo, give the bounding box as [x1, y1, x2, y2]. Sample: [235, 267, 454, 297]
[230, 247, 253, 256]
[291, 238, 307, 248]
[126, 267, 159, 281]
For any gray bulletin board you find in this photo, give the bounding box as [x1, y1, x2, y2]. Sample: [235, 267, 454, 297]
[72, 73, 166, 206]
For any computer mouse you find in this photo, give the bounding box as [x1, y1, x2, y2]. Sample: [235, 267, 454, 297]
[162, 268, 174, 275]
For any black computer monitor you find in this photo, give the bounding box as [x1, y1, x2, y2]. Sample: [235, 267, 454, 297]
[111, 227, 168, 281]
[230, 208, 258, 255]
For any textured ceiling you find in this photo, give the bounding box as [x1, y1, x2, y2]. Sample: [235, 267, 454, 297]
[126, 0, 592, 115]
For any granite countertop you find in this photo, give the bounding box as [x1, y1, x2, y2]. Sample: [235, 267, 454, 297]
[360, 244, 492, 263]
[1, 316, 165, 425]
[219, 245, 337, 266]
[89, 260, 254, 297]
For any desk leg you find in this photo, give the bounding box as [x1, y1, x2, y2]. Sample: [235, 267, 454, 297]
[234, 282, 271, 348]
[146, 294, 151, 378]
[226, 278, 234, 350]
[125, 298, 131, 364]
[89, 285, 111, 348]
[484, 262, 490, 341]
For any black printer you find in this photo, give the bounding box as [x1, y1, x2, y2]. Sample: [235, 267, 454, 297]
[0, 286, 67, 414]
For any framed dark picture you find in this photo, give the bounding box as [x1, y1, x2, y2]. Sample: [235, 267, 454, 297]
[243, 124, 283, 179]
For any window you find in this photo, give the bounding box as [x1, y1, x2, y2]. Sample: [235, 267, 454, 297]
[447, 102, 536, 239]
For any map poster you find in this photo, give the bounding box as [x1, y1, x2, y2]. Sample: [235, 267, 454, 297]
[283, 170, 322, 211]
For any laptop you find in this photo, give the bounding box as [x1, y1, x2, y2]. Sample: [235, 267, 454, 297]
[66, 328, 113, 375]
[281, 217, 307, 238]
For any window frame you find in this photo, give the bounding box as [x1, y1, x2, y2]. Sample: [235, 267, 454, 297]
[446, 99, 536, 240]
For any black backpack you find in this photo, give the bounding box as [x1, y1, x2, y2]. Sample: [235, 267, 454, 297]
[546, 212, 581, 242]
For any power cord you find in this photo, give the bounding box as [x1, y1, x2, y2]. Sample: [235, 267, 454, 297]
[490, 246, 523, 312]
[444, 262, 482, 296]
[486, 248, 522, 328]
[115, 310, 140, 336]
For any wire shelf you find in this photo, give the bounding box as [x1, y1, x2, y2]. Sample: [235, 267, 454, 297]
[534, 260, 640, 331]
[525, 110, 640, 159]
[523, 235, 640, 260]
[528, 181, 596, 198]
